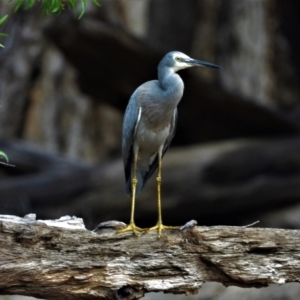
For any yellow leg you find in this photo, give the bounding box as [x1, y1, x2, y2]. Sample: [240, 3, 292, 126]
[117, 154, 144, 236]
[147, 150, 179, 238]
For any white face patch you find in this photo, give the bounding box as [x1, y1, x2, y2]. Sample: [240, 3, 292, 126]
[172, 53, 192, 72]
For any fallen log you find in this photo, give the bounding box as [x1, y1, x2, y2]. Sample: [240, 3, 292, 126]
[0, 214, 300, 300]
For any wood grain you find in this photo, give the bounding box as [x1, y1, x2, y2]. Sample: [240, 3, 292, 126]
[0, 215, 300, 300]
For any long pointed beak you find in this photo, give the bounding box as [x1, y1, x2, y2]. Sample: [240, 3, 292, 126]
[184, 58, 221, 69]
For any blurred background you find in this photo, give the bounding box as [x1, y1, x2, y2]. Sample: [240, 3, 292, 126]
[1, 0, 300, 299]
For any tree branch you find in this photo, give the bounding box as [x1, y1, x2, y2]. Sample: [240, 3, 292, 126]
[0, 215, 300, 300]
[3, 137, 300, 229]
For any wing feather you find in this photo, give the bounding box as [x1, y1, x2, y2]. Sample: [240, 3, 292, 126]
[122, 94, 141, 184]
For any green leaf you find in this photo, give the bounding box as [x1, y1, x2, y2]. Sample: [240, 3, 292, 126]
[25, 0, 35, 10]
[53, 0, 61, 11]
[0, 44, 4, 48]
[7, 0, 100, 18]
[0, 33, 9, 37]
[0, 14, 8, 25]
[0, 151, 9, 163]
[92, 0, 101, 7]
[78, 0, 86, 19]
[14, 0, 25, 12]
[68, 0, 76, 9]
[51, 5, 60, 13]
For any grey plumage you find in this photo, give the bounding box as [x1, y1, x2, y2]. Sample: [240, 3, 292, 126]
[122, 51, 220, 196]
[118, 51, 220, 237]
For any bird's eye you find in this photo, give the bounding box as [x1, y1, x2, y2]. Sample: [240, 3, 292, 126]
[175, 57, 181, 62]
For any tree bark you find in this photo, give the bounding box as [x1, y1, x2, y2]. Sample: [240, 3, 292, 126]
[0, 214, 300, 300]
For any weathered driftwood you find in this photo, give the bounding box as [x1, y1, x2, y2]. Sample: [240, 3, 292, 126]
[0, 214, 300, 300]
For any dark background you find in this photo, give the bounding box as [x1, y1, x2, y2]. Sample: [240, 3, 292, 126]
[1, 1, 300, 298]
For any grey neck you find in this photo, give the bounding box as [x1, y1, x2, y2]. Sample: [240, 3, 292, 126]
[157, 66, 184, 103]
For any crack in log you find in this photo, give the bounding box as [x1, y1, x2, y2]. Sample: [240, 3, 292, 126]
[116, 285, 145, 300]
[199, 254, 240, 285]
[247, 247, 279, 254]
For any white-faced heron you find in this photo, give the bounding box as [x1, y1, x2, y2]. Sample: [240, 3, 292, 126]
[118, 51, 220, 237]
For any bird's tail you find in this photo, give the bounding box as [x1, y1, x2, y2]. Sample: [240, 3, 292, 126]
[126, 170, 144, 197]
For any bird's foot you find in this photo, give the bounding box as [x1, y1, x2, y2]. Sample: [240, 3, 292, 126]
[116, 222, 146, 237]
[146, 222, 179, 238]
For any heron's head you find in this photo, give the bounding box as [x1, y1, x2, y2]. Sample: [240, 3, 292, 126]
[160, 51, 221, 73]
